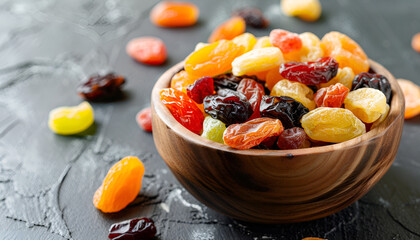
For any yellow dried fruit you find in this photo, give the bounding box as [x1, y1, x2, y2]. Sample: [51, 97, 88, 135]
[344, 88, 387, 123]
[232, 47, 284, 76]
[271, 79, 316, 110]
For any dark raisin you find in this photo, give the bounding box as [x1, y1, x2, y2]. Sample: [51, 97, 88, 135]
[78, 73, 125, 101]
[213, 74, 258, 91]
[187, 76, 214, 104]
[260, 95, 309, 129]
[352, 72, 392, 104]
[279, 57, 339, 85]
[277, 127, 309, 150]
[108, 217, 156, 240]
[232, 7, 269, 29]
[254, 135, 278, 149]
[203, 89, 253, 125]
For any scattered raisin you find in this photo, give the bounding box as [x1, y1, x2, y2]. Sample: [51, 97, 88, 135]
[232, 7, 269, 29]
[108, 217, 156, 240]
[78, 73, 125, 101]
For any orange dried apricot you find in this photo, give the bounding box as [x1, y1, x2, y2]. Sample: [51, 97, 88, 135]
[171, 70, 197, 93]
[398, 79, 420, 119]
[412, 33, 420, 53]
[93, 156, 145, 213]
[150, 1, 199, 27]
[208, 16, 246, 43]
[265, 67, 283, 90]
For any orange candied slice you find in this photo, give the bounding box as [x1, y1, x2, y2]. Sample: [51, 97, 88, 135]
[398, 79, 420, 119]
[185, 40, 244, 78]
[321, 31, 369, 75]
[150, 1, 199, 27]
[208, 16, 246, 43]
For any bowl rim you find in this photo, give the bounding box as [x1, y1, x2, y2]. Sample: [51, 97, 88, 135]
[151, 59, 405, 157]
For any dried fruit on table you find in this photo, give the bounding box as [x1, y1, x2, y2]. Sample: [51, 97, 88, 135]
[279, 57, 339, 85]
[271, 79, 316, 110]
[150, 1, 199, 27]
[126, 37, 167, 65]
[319, 67, 354, 89]
[352, 72, 392, 104]
[232, 33, 257, 53]
[265, 67, 283, 90]
[237, 78, 265, 119]
[371, 104, 390, 129]
[314, 83, 349, 108]
[187, 76, 214, 104]
[260, 95, 309, 129]
[321, 31, 369, 75]
[412, 33, 420, 53]
[223, 118, 284, 149]
[344, 88, 387, 123]
[204, 89, 253, 125]
[93, 156, 144, 213]
[208, 16, 246, 43]
[253, 36, 272, 49]
[48, 101, 94, 135]
[201, 116, 227, 144]
[136, 107, 152, 132]
[160, 88, 204, 134]
[109, 217, 156, 240]
[301, 107, 366, 143]
[397, 79, 420, 119]
[298, 32, 324, 62]
[185, 40, 244, 78]
[171, 70, 197, 93]
[78, 73, 125, 101]
[277, 127, 310, 149]
[281, 0, 322, 22]
[269, 29, 302, 54]
[231, 7, 269, 28]
[232, 47, 284, 76]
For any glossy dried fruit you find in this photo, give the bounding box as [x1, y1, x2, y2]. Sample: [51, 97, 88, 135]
[269, 29, 302, 54]
[232, 47, 284, 76]
[108, 218, 156, 240]
[160, 88, 204, 134]
[185, 40, 244, 78]
[136, 107, 152, 132]
[256, 136, 278, 149]
[78, 73, 125, 101]
[203, 89, 253, 125]
[237, 78, 265, 119]
[223, 118, 284, 149]
[277, 127, 310, 149]
[150, 1, 199, 27]
[232, 33, 257, 53]
[126, 37, 167, 65]
[281, 0, 322, 22]
[412, 33, 420, 53]
[213, 74, 257, 91]
[260, 95, 309, 129]
[352, 72, 392, 104]
[171, 70, 197, 93]
[201, 116, 227, 144]
[48, 102, 94, 135]
[93, 156, 144, 213]
[301, 107, 366, 143]
[398, 79, 420, 119]
[279, 57, 339, 85]
[321, 31, 369, 75]
[232, 7, 269, 28]
[314, 83, 349, 108]
[265, 67, 283, 90]
[253, 36, 272, 49]
[371, 104, 390, 129]
[344, 88, 387, 123]
[187, 76, 214, 104]
[298, 32, 324, 62]
[271, 79, 316, 110]
[208, 16, 246, 43]
[319, 67, 354, 89]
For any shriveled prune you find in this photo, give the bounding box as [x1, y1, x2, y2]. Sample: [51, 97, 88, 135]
[232, 7, 269, 29]
[213, 74, 258, 91]
[260, 95, 309, 129]
[78, 73, 125, 101]
[187, 76, 214, 104]
[108, 217, 156, 240]
[203, 89, 253, 125]
[352, 72, 392, 104]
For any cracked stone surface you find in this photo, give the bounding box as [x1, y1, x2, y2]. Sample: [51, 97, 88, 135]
[0, 0, 420, 239]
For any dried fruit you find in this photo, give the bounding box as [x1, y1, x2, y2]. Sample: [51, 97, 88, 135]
[204, 89, 253, 125]
[126, 37, 167, 65]
[298, 32, 324, 62]
[319, 67, 354, 89]
[223, 118, 284, 149]
[232, 47, 284, 76]
[48, 102, 94, 135]
[150, 1, 199, 27]
[271, 79, 316, 110]
[352, 72, 392, 104]
[371, 104, 390, 129]
[265, 67, 283, 90]
[279, 57, 339, 85]
[201, 116, 227, 144]
[93, 156, 144, 213]
[187, 76, 214, 104]
[398, 79, 420, 119]
[412, 33, 420, 53]
[321, 31, 369, 75]
[260, 95, 309, 128]
[314, 83, 349, 108]
[160, 88, 204, 134]
[237, 78, 265, 119]
[208, 16, 246, 43]
[281, 0, 322, 22]
[232, 33, 257, 53]
[256, 136, 278, 149]
[344, 88, 387, 123]
[213, 74, 258, 91]
[78, 73, 125, 101]
[171, 70, 197, 93]
[253, 36, 272, 49]
[232, 7, 269, 28]
[108, 218, 156, 240]
[277, 127, 310, 149]
[136, 107, 152, 132]
[269, 29, 302, 54]
[301, 107, 366, 143]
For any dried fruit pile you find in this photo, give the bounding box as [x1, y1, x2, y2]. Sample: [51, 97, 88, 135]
[162, 29, 393, 149]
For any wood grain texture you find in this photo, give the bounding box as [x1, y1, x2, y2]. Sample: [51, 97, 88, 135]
[151, 60, 404, 223]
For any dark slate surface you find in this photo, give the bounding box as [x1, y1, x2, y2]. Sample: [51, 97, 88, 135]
[0, 0, 419, 239]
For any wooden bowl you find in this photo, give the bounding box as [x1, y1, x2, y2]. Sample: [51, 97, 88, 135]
[151, 60, 404, 223]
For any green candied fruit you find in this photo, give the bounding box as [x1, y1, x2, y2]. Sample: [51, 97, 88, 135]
[201, 116, 226, 144]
